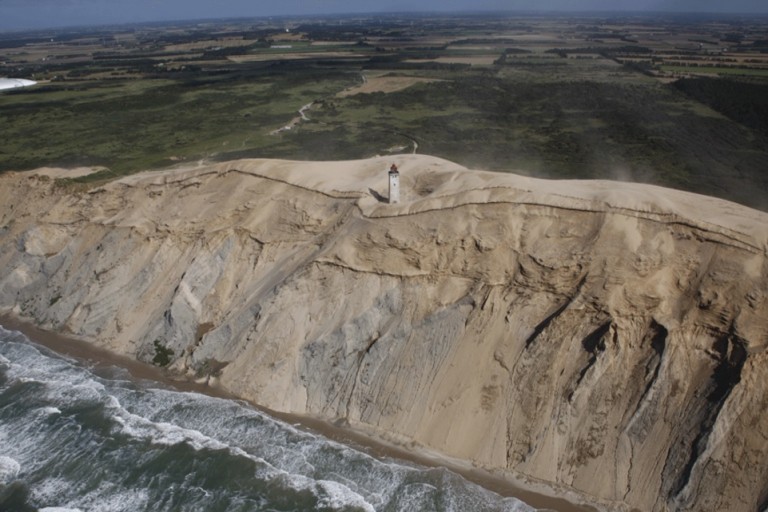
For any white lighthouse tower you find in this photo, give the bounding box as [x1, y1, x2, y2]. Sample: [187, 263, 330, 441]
[388, 164, 400, 204]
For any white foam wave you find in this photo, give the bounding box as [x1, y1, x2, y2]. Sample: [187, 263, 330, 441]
[107, 387, 474, 510]
[0, 455, 21, 484]
[0, 326, 29, 343]
[384, 482, 438, 509]
[503, 498, 538, 511]
[64, 484, 149, 512]
[270, 472, 376, 512]
[107, 394, 235, 452]
[0, 331, 537, 512]
[105, 394, 375, 511]
[113, 414, 232, 451]
[314, 479, 376, 511]
[0, 340, 100, 400]
[30, 477, 74, 507]
[26, 462, 150, 512]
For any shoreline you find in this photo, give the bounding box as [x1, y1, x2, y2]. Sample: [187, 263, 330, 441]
[0, 314, 601, 512]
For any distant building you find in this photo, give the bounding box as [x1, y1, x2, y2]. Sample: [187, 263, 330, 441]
[388, 164, 400, 204]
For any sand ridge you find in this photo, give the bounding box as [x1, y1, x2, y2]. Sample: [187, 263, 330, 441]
[117, 154, 768, 252]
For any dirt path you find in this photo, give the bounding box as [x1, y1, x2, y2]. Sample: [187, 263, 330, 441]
[270, 73, 421, 155]
[270, 101, 315, 135]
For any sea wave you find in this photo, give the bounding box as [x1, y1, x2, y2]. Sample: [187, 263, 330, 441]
[0, 455, 20, 484]
[0, 326, 536, 512]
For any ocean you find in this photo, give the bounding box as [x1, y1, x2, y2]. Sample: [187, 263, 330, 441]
[0, 326, 537, 512]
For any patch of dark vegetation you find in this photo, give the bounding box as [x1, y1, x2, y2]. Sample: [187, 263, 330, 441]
[364, 59, 471, 71]
[673, 77, 768, 139]
[152, 339, 174, 367]
[451, 38, 519, 45]
[547, 45, 652, 57]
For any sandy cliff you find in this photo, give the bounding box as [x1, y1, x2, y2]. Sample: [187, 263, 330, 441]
[1, 155, 767, 511]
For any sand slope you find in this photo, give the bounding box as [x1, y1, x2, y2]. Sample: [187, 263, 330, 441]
[1, 155, 767, 511]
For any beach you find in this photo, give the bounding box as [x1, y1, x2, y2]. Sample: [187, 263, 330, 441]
[0, 313, 599, 512]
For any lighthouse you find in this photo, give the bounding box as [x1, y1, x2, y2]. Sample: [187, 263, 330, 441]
[388, 164, 400, 204]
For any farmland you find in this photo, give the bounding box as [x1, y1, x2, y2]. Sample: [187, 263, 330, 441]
[1, 12, 768, 209]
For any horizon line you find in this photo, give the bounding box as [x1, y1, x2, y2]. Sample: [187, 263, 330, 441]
[2, 9, 768, 34]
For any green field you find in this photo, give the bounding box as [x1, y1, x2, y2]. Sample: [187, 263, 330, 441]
[2, 14, 768, 210]
[0, 68, 360, 175]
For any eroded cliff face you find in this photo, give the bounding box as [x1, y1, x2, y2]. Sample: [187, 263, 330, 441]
[1, 156, 767, 511]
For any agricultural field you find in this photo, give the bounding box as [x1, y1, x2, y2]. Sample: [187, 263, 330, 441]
[1, 13, 768, 210]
